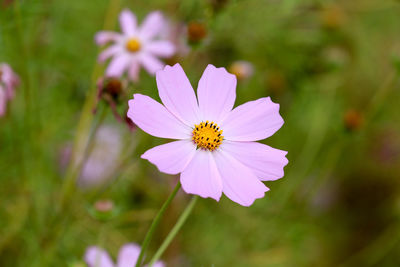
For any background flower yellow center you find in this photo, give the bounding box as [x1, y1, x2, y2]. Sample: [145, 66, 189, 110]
[192, 121, 223, 151]
[126, 38, 141, 52]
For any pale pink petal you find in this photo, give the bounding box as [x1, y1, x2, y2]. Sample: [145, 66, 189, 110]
[1, 65, 19, 99]
[4, 83, 15, 100]
[197, 64, 237, 123]
[106, 55, 131, 78]
[213, 150, 269, 206]
[95, 31, 122, 45]
[98, 45, 122, 63]
[156, 64, 200, 126]
[221, 141, 288, 181]
[181, 149, 223, 201]
[221, 97, 284, 142]
[84, 246, 114, 267]
[119, 9, 137, 35]
[139, 11, 164, 40]
[141, 140, 196, 175]
[127, 94, 191, 139]
[140, 53, 164, 75]
[0, 87, 6, 116]
[117, 243, 140, 267]
[145, 41, 175, 57]
[128, 61, 140, 82]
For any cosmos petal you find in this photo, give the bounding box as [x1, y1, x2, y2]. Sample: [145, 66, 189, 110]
[221, 141, 288, 181]
[197, 64, 237, 123]
[181, 149, 223, 201]
[119, 9, 137, 35]
[127, 94, 191, 139]
[140, 53, 164, 75]
[128, 61, 140, 82]
[213, 150, 269, 206]
[156, 64, 200, 126]
[106, 54, 131, 78]
[84, 246, 114, 267]
[98, 45, 122, 63]
[145, 41, 175, 58]
[221, 97, 284, 141]
[95, 31, 122, 45]
[141, 140, 196, 175]
[117, 243, 141, 267]
[139, 11, 164, 40]
[0, 87, 6, 116]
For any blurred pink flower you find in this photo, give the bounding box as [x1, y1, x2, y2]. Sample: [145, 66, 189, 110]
[95, 9, 175, 82]
[127, 64, 288, 206]
[0, 63, 20, 116]
[85, 243, 164, 267]
[78, 125, 123, 188]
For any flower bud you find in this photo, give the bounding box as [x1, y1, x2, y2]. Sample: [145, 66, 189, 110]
[320, 5, 346, 30]
[104, 78, 123, 100]
[229, 61, 254, 81]
[187, 22, 207, 44]
[344, 109, 363, 132]
[94, 199, 114, 212]
[89, 199, 118, 221]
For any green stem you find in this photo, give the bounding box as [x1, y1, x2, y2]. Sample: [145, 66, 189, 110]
[59, 106, 107, 210]
[135, 182, 181, 267]
[61, 0, 120, 203]
[149, 196, 198, 266]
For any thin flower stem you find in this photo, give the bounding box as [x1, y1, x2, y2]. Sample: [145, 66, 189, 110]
[135, 182, 182, 267]
[59, 0, 120, 210]
[149, 196, 198, 266]
[364, 71, 396, 126]
[13, 0, 32, 117]
[59, 105, 108, 210]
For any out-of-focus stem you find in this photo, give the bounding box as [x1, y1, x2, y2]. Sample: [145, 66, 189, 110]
[59, 105, 107, 209]
[364, 71, 396, 126]
[149, 196, 198, 266]
[135, 182, 181, 267]
[13, 0, 32, 118]
[59, 0, 120, 209]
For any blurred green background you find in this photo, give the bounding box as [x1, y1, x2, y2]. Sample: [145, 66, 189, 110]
[1, 0, 400, 266]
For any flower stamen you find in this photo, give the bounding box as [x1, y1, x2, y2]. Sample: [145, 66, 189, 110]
[126, 38, 141, 52]
[192, 121, 223, 151]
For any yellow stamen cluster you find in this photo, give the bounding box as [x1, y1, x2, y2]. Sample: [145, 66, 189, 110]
[192, 121, 223, 151]
[125, 38, 141, 52]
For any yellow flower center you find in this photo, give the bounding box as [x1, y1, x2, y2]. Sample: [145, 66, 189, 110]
[125, 38, 141, 52]
[192, 121, 223, 151]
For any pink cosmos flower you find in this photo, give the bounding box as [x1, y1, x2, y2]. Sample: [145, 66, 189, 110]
[0, 63, 20, 116]
[95, 9, 175, 82]
[85, 243, 164, 267]
[127, 64, 288, 206]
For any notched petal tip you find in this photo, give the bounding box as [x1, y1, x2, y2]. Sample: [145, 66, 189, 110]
[121, 8, 132, 14]
[206, 64, 237, 80]
[181, 185, 222, 202]
[147, 10, 164, 20]
[240, 186, 269, 207]
[155, 62, 183, 76]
